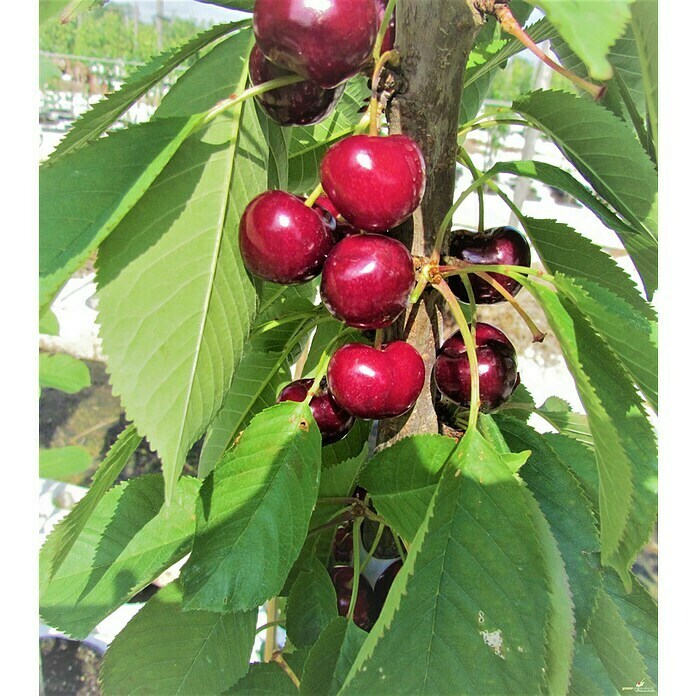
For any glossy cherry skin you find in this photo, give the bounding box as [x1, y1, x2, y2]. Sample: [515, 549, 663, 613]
[239, 190, 335, 284]
[320, 134, 426, 231]
[327, 341, 425, 419]
[320, 234, 415, 329]
[372, 559, 403, 619]
[330, 566, 374, 631]
[277, 378, 354, 445]
[249, 45, 345, 127]
[447, 226, 531, 304]
[376, 0, 396, 53]
[332, 525, 353, 564]
[253, 0, 378, 89]
[434, 323, 519, 412]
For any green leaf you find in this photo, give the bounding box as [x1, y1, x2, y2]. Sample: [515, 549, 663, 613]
[630, 0, 658, 148]
[45, 424, 142, 579]
[497, 418, 602, 636]
[40, 474, 199, 639]
[95, 30, 284, 502]
[512, 90, 658, 239]
[320, 418, 371, 471]
[602, 569, 657, 684]
[555, 274, 657, 411]
[228, 663, 297, 695]
[39, 353, 91, 394]
[525, 283, 656, 582]
[39, 307, 60, 335]
[536, 397, 594, 448]
[197, 0, 256, 10]
[286, 557, 339, 649]
[342, 430, 551, 695]
[287, 78, 370, 194]
[585, 590, 653, 693]
[198, 350, 293, 479]
[301, 618, 366, 696]
[39, 115, 201, 313]
[47, 22, 244, 162]
[39, 0, 71, 25]
[100, 581, 257, 696]
[359, 434, 456, 543]
[39, 446, 92, 481]
[569, 642, 620, 696]
[181, 402, 322, 612]
[531, 0, 633, 80]
[491, 164, 658, 299]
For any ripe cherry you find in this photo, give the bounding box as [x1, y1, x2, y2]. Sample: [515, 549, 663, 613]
[239, 190, 335, 284]
[330, 566, 374, 631]
[372, 559, 403, 618]
[253, 0, 378, 89]
[332, 525, 353, 564]
[320, 134, 426, 231]
[327, 341, 425, 419]
[320, 234, 415, 329]
[447, 226, 531, 304]
[249, 45, 345, 127]
[314, 195, 359, 238]
[434, 323, 520, 412]
[277, 378, 354, 445]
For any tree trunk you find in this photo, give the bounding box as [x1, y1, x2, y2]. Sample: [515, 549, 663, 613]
[377, 0, 484, 446]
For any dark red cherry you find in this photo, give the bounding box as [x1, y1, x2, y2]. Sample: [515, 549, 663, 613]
[447, 226, 532, 304]
[253, 0, 378, 89]
[434, 323, 519, 412]
[330, 566, 374, 631]
[376, 0, 396, 53]
[332, 525, 353, 564]
[320, 234, 415, 329]
[372, 559, 403, 617]
[249, 45, 345, 127]
[277, 378, 354, 445]
[315, 195, 360, 237]
[320, 134, 426, 231]
[239, 190, 335, 284]
[327, 341, 425, 419]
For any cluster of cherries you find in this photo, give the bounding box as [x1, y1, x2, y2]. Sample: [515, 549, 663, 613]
[240, 0, 531, 447]
[329, 488, 403, 631]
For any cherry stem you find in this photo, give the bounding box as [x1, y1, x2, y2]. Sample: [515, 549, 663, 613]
[272, 652, 301, 689]
[200, 74, 305, 127]
[459, 147, 485, 234]
[432, 279, 481, 431]
[474, 271, 546, 342]
[256, 620, 285, 634]
[360, 522, 385, 574]
[393, 532, 407, 563]
[440, 261, 553, 284]
[306, 327, 348, 399]
[374, 328, 384, 348]
[459, 272, 478, 327]
[305, 182, 324, 208]
[494, 4, 606, 101]
[373, 0, 398, 63]
[307, 507, 355, 537]
[347, 516, 364, 623]
[370, 49, 399, 136]
[458, 118, 531, 139]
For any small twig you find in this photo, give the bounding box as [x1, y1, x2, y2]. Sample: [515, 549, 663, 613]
[272, 651, 301, 689]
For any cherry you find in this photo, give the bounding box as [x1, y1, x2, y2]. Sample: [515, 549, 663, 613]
[330, 566, 374, 631]
[249, 45, 345, 127]
[314, 195, 360, 238]
[320, 234, 415, 329]
[253, 0, 378, 89]
[239, 190, 335, 284]
[332, 525, 353, 564]
[434, 323, 520, 412]
[376, 0, 396, 53]
[320, 134, 426, 231]
[372, 559, 403, 618]
[277, 378, 354, 445]
[447, 226, 531, 304]
[327, 341, 425, 419]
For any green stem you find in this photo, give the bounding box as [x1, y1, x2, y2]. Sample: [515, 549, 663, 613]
[393, 533, 407, 563]
[199, 74, 304, 127]
[433, 280, 480, 431]
[373, 0, 398, 63]
[459, 272, 478, 327]
[305, 326, 348, 399]
[347, 517, 364, 623]
[256, 620, 285, 635]
[458, 118, 531, 139]
[360, 522, 385, 574]
[369, 49, 399, 136]
[307, 507, 355, 537]
[305, 181, 324, 208]
[272, 653, 301, 689]
[458, 147, 485, 233]
[440, 261, 554, 283]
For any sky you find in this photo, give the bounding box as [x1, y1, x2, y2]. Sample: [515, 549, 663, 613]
[111, 1, 248, 24]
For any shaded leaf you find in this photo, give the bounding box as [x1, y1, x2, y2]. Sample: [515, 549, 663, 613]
[40, 475, 199, 639]
[39, 353, 91, 394]
[630, 0, 658, 148]
[181, 402, 322, 612]
[228, 663, 297, 695]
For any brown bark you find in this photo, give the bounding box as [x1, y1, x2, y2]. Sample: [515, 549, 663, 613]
[377, 0, 484, 446]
